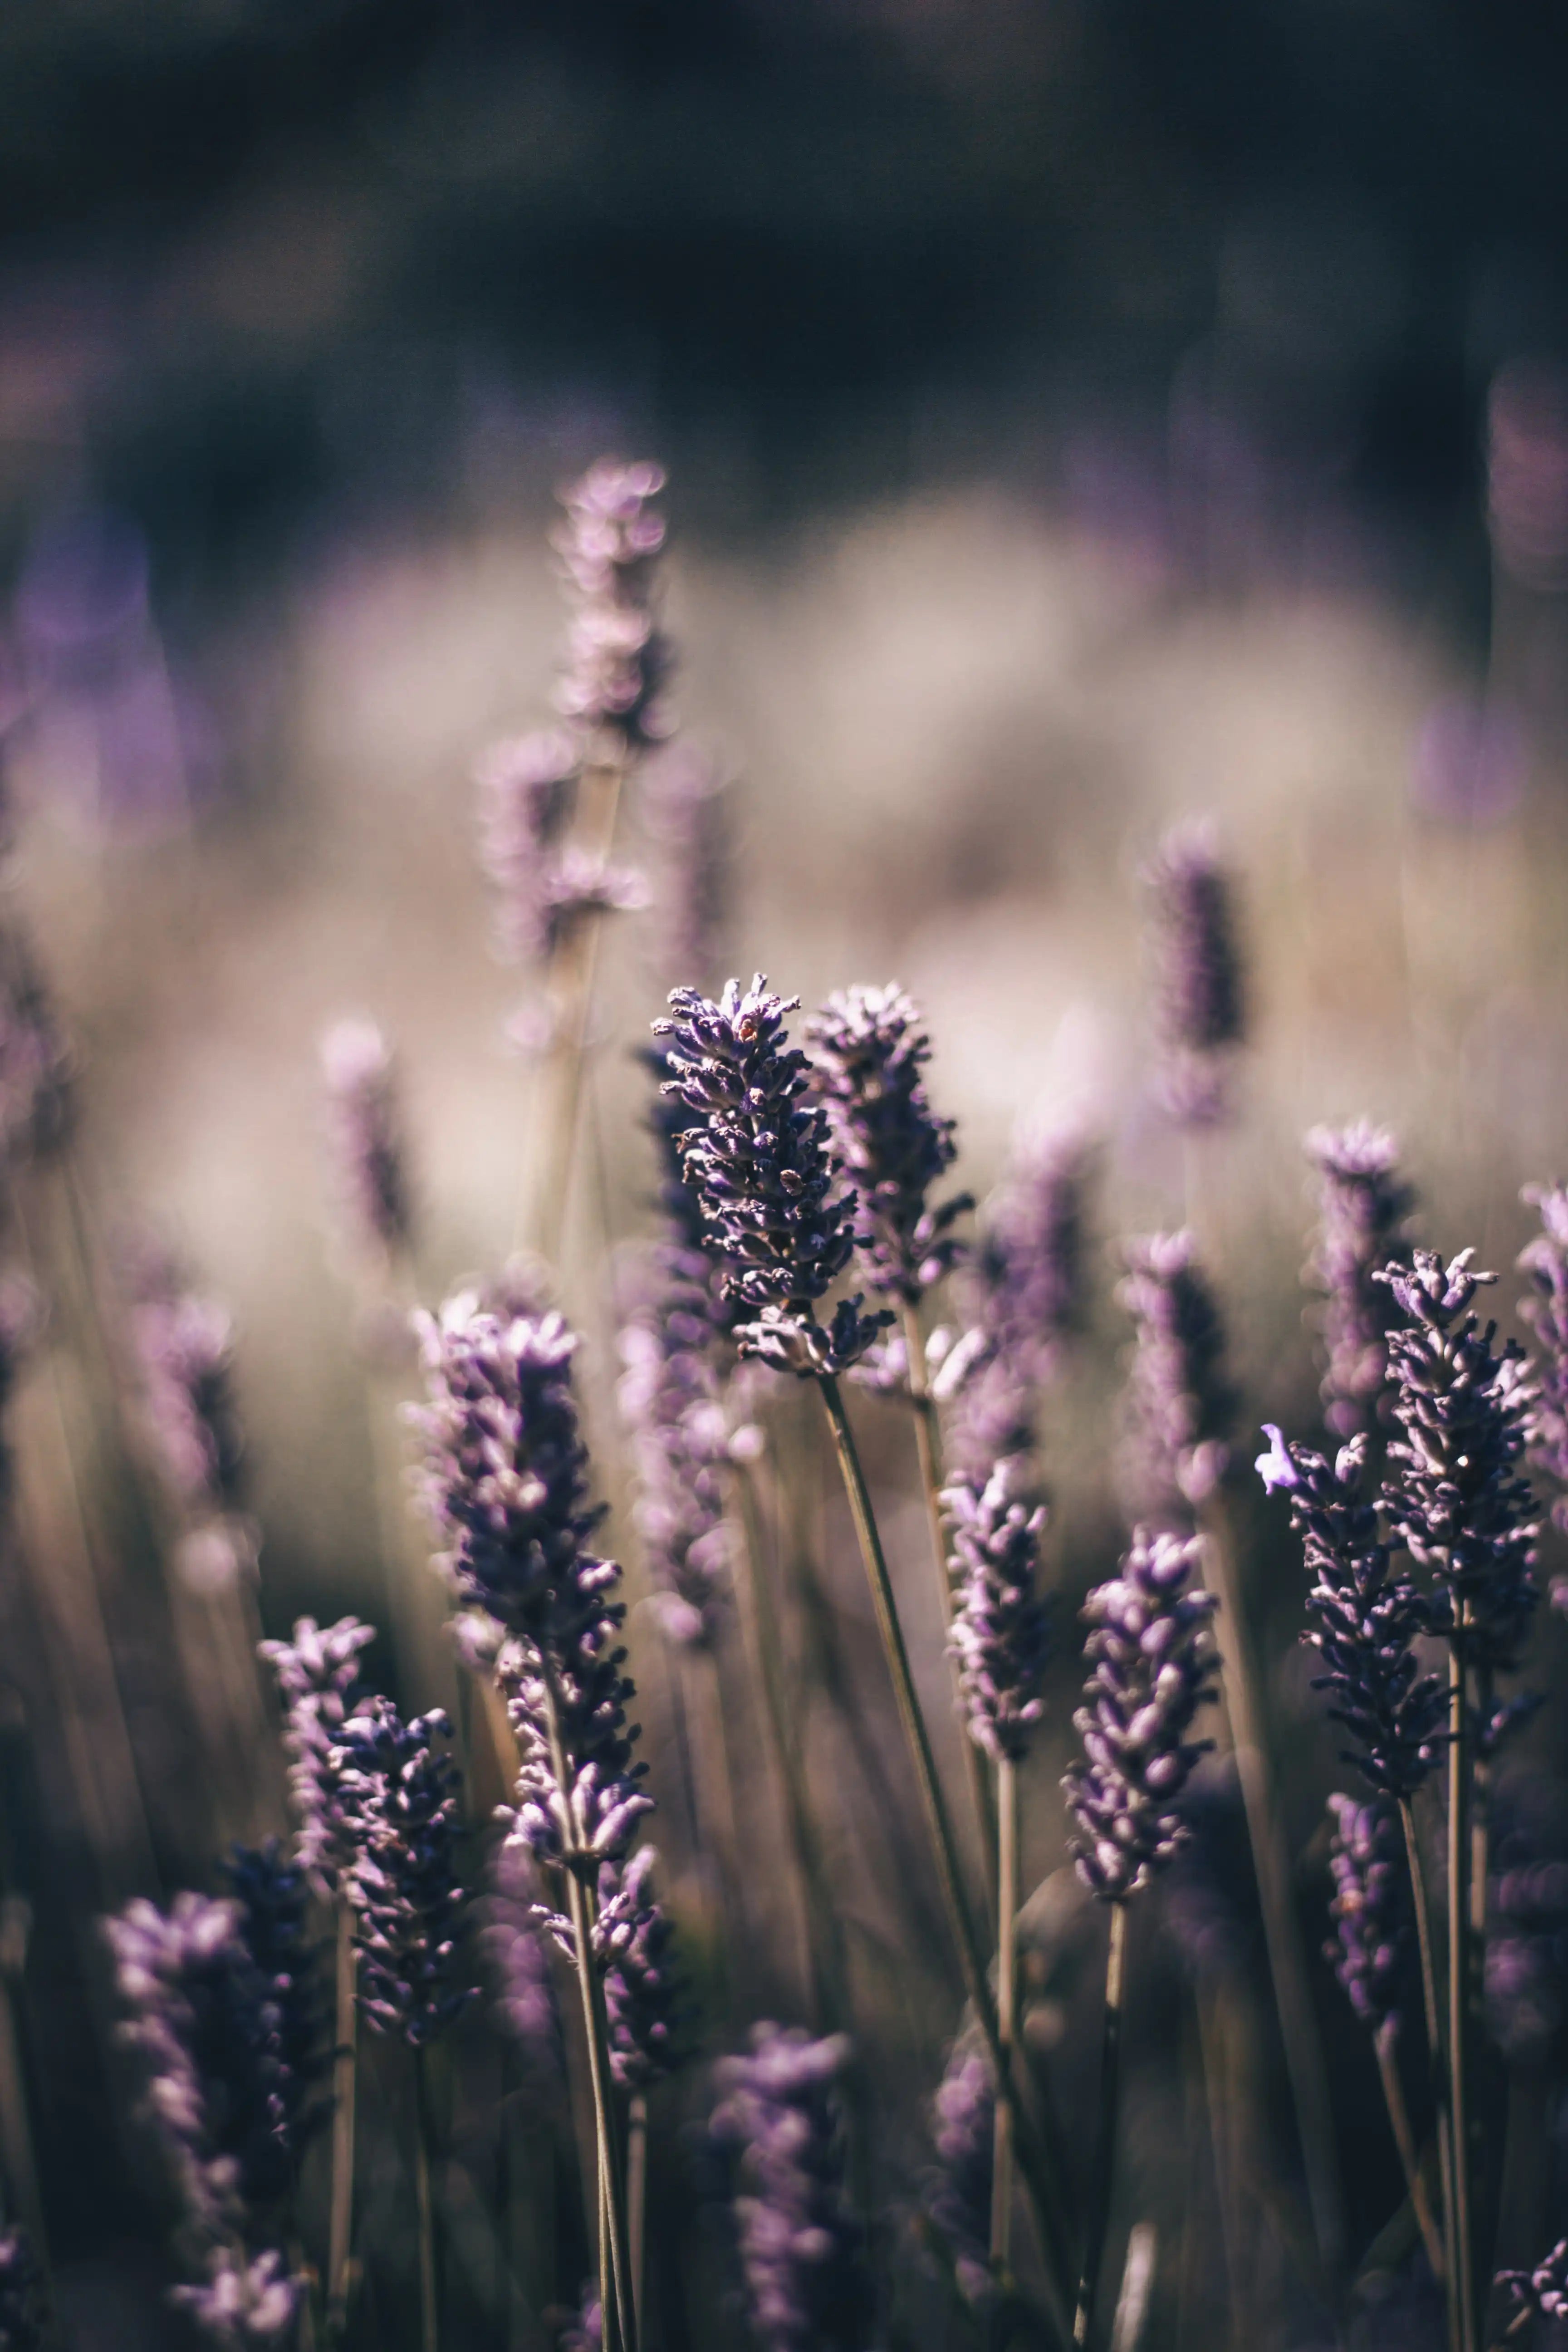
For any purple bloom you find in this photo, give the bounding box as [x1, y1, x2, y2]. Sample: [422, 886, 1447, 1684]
[944, 1464, 1051, 1763]
[1064, 1527, 1220, 1901]
[552, 459, 671, 748]
[1324, 1793, 1408, 2048]
[1499, 2237, 1568, 2324]
[1519, 1182, 1568, 1530]
[479, 1842, 566, 2098]
[1117, 1230, 1235, 1525]
[258, 1615, 376, 1895]
[1144, 820, 1246, 1127]
[319, 1018, 415, 1262]
[1377, 1249, 1539, 1672]
[1159, 1771, 1255, 1982]
[593, 1846, 681, 2091]
[0, 2229, 45, 2352]
[120, 1237, 245, 1523]
[332, 1700, 474, 2048]
[1305, 1122, 1415, 1438]
[475, 729, 578, 965]
[1258, 1427, 1444, 1798]
[653, 978, 891, 1377]
[803, 983, 970, 1306]
[922, 2042, 996, 2310]
[711, 2024, 871, 2352]
[642, 744, 731, 989]
[616, 1254, 737, 1647]
[560, 2289, 603, 2352]
[220, 1842, 327, 2158]
[171, 2248, 300, 2347]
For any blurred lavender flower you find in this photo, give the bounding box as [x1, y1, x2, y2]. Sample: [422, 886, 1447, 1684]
[1159, 1770, 1255, 1982]
[553, 458, 671, 749]
[333, 1699, 474, 2048]
[172, 2248, 300, 2348]
[1519, 1183, 1568, 1533]
[1064, 1527, 1220, 1901]
[975, 1123, 1094, 1386]
[1117, 1230, 1235, 1525]
[1324, 1793, 1408, 2048]
[1498, 2238, 1568, 2327]
[935, 1325, 1037, 1487]
[1305, 1122, 1415, 1438]
[1256, 1427, 1444, 1798]
[654, 977, 891, 1377]
[642, 744, 731, 989]
[1486, 1849, 1568, 2068]
[319, 1018, 415, 1264]
[258, 1615, 376, 1894]
[711, 2024, 871, 2352]
[594, 1846, 681, 2091]
[803, 983, 970, 1306]
[121, 1236, 253, 1588]
[479, 1842, 566, 2099]
[560, 2290, 603, 2352]
[944, 1463, 1051, 1764]
[1144, 820, 1246, 1127]
[0, 927, 72, 1169]
[922, 2042, 996, 2311]
[0, 2228, 44, 2352]
[221, 1842, 327, 2155]
[476, 729, 578, 965]
[616, 1257, 736, 1647]
[1377, 1249, 1539, 1672]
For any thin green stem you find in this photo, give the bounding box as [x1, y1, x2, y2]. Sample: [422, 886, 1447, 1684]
[415, 2047, 439, 2352]
[628, 2091, 648, 2341]
[327, 1899, 358, 2343]
[1375, 2027, 1446, 2283]
[1400, 1793, 1461, 2352]
[991, 1755, 1018, 2272]
[1074, 1899, 1129, 2349]
[1448, 1646, 1478, 2352]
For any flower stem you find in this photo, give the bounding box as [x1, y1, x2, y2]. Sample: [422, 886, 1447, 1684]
[1074, 1898, 1128, 2349]
[815, 1373, 1073, 2339]
[991, 1754, 1018, 2272]
[326, 1897, 358, 2343]
[1400, 1794, 1460, 2347]
[902, 1300, 997, 1926]
[627, 2091, 648, 2341]
[1447, 1644, 1478, 2352]
[415, 2046, 439, 2352]
[1375, 2024, 1446, 2282]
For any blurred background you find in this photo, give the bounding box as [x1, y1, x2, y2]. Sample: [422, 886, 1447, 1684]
[5, 3, 1568, 2342]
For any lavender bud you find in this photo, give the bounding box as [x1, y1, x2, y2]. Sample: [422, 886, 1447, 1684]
[478, 1842, 566, 2098]
[171, 2247, 300, 2347]
[476, 730, 579, 966]
[653, 977, 892, 1376]
[1257, 1426, 1444, 1798]
[1377, 1248, 1539, 1671]
[1324, 1792, 1408, 2045]
[642, 745, 732, 989]
[120, 1237, 245, 1524]
[803, 983, 970, 1305]
[319, 1019, 415, 1263]
[332, 1699, 474, 2048]
[258, 1615, 376, 1895]
[1519, 1182, 1568, 1529]
[616, 1255, 735, 1648]
[921, 2042, 996, 2310]
[711, 2024, 872, 2352]
[944, 1464, 1051, 1764]
[594, 1845, 681, 2091]
[1064, 1527, 1220, 1902]
[1144, 821, 1245, 1127]
[1306, 1122, 1416, 1437]
[1117, 1230, 1235, 1527]
[1499, 2237, 1568, 2325]
[552, 460, 671, 748]
[0, 2229, 45, 2352]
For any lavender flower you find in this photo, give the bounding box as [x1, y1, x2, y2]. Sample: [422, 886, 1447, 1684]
[121, 1238, 245, 1522]
[1117, 1230, 1235, 1524]
[642, 744, 731, 989]
[1377, 1249, 1539, 1671]
[1256, 1427, 1444, 1798]
[221, 1842, 327, 2155]
[975, 1124, 1093, 1383]
[616, 1258, 736, 1646]
[1498, 2238, 1568, 2326]
[1324, 1793, 1408, 2048]
[1305, 1123, 1415, 1437]
[258, 1615, 376, 1894]
[803, 984, 970, 1306]
[653, 977, 891, 1376]
[922, 2042, 996, 2310]
[0, 2228, 44, 2352]
[711, 2024, 871, 2352]
[935, 1325, 1038, 1487]
[172, 2248, 300, 2347]
[1145, 821, 1246, 1127]
[476, 729, 578, 964]
[560, 2290, 604, 2352]
[332, 1700, 474, 2047]
[479, 1842, 566, 2098]
[594, 1846, 681, 2091]
[944, 1464, 1051, 1764]
[1064, 1528, 1220, 1901]
[319, 1018, 415, 1262]
[1519, 1182, 1568, 1529]
[553, 459, 671, 748]
[1159, 1772, 1255, 1982]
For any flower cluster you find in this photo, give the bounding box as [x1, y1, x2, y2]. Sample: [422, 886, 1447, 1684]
[1255, 1428, 1444, 1798]
[121, 1237, 245, 1520]
[553, 457, 671, 748]
[221, 1842, 327, 2155]
[1499, 2238, 1568, 2326]
[478, 1842, 565, 2098]
[803, 983, 970, 1305]
[1324, 1793, 1407, 2048]
[333, 1700, 474, 2047]
[711, 2024, 871, 2352]
[1519, 1182, 1568, 1529]
[1483, 1789, 1568, 2066]
[616, 1255, 737, 1647]
[1117, 1230, 1235, 1524]
[319, 1018, 415, 1263]
[477, 728, 649, 975]
[944, 1463, 1051, 1764]
[594, 1846, 681, 2091]
[1144, 821, 1245, 1126]
[922, 2041, 996, 2310]
[654, 978, 890, 1375]
[258, 1614, 377, 1894]
[1305, 1122, 1415, 1437]
[1377, 1249, 1539, 1670]
[1064, 1528, 1220, 1901]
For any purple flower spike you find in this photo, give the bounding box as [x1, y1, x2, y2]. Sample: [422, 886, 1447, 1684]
[333, 1700, 475, 2048]
[1499, 2238, 1568, 2325]
[654, 977, 892, 1377]
[944, 1464, 1051, 1763]
[259, 1615, 376, 1894]
[476, 729, 579, 966]
[479, 1843, 566, 2099]
[1064, 1527, 1220, 1901]
[1305, 1122, 1414, 1437]
[1519, 1182, 1568, 1530]
[1117, 1230, 1235, 1526]
[1145, 820, 1246, 1127]
[804, 983, 970, 1306]
[1324, 1793, 1408, 2047]
[617, 1259, 735, 1648]
[1377, 1248, 1539, 1671]
[121, 1237, 245, 1524]
[172, 2248, 300, 2347]
[553, 459, 671, 748]
[922, 2042, 996, 2310]
[593, 1846, 681, 2091]
[711, 2024, 871, 2352]
[1260, 1427, 1443, 1797]
[320, 1019, 415, 1262]
[643, 745, 732, 989]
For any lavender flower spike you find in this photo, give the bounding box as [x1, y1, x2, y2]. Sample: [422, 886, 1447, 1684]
[923, 2042, 997, 2310]
[944, 1465, 1051, 1764]
[654, 978, 891, 1376]
[804, 982, 971, 1305]
[553, 458, 671, 749]
[258, 1615, 376, 1894]
[1324, 1793, 1408, 2049]
[333, 1700, 475, 2048]
[1145, 819, 1246, 1127]
[1117, 1230, 1236, 1525]
[1257, 1426, 1444, 1798]
[594, 1846, 681, 2091]
[1519, 1182, 1568, 1530]
[1305, 1122, 1415, 1437]
[616, 1256, 735, 1648]
[1064, 1527, 1220, 1901]
[642, 745, 731, 989]
[319, 1018, 415, 1262]
[711, 2024, 871, 2352]
[1498, 2237, 1568, 2327]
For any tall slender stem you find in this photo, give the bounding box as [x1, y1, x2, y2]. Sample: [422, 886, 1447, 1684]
[1074, 1899, 1129, 2350]
[1374, 2027, 1445, 2282]
[415, 2047, 439, 2352]
[991, 1755, 1018, 2271]
[1447, 1645, 1478, 2352]
[628, 2091, 648, 2340]
[1400, 1795, 1460, 2345]
[327, 1898, 358, 2342]
[902, 1301, 997, 1923]
[815, 1374, 1073, 2339]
